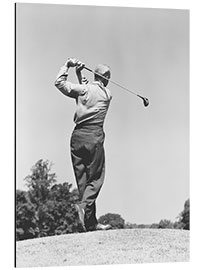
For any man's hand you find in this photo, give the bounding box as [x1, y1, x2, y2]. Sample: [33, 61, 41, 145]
[66, 58, 85, 70]
[65, 58, 87, 84]
[66, 58, 78, 68]
[75, 60, 86, 84]
[75, 61, 85, 73]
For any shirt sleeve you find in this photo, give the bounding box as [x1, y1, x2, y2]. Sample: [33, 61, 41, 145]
[106, 88, 113, 101]
[54, 64, 87, 99]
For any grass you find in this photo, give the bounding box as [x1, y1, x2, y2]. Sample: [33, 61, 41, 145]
[16, 228, 189, 267]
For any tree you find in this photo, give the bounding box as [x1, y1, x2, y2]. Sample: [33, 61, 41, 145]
[173, 221, 184, 230]
[125, 222, 138, 229]
[25, 159, 57, 206]
[23, 160, 58, 236]
[16, 159, 82, 240]
[150, 223, 159, 229]
[98, 213, 125, 229]
[178, 199, 190, 230]
[16, 190, 38, 240]
[158, 219, 174, 229]
[43, 183, 80, 235]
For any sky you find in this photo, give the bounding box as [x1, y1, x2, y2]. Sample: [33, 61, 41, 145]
[16, 3, 189, 224]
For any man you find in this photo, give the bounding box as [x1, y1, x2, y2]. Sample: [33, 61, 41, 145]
[55, 58, 112, 231]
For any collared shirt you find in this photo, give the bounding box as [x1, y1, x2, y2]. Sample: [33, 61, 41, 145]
[55, 64, 112, 126]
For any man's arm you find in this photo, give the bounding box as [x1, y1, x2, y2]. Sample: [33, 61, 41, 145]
[55, 58, 87, 99]
[75, 63, 89, 85]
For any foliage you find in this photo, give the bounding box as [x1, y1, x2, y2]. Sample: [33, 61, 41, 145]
[16, 160, 81, 241]
[16, 159, 190, 241]
[150, 223, 159, 229]
[158, 219, 174, 229]
[35, 183, 80, 236]
[173, 221, 184, 229]
[178, 199, 190, 230]
[125, 222, 138, 229]
[98, 213, 125, 229]
[16, 190, 39, 240]
[125, 199, 190, 231]
[25, 159, 57, 206]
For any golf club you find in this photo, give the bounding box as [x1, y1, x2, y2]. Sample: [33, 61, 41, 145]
[84, 66, 149, 107]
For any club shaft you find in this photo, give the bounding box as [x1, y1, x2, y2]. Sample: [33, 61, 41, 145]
[84, 66, 141, 98]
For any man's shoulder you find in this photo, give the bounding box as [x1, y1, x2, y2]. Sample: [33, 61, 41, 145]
[105, 87, 112, 100]
[89, 82, 112, 100]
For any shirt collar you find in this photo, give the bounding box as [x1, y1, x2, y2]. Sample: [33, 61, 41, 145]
[92, 81, 110, 100]
[92, 81, 103, 86]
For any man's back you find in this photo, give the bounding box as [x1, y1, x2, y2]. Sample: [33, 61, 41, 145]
[74, 81, 112, 126]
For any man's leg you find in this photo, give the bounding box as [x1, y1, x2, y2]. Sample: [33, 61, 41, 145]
[70, 151, 87, 231]
[70, 126, 107, 231]
[70, 129, 90, 200]
[70, 131, 89, 231]
[81, 141, 105, 230]
[71, 151, 87, 201]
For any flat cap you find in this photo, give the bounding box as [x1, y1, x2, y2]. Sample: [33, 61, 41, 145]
[94, 64, 111, 77]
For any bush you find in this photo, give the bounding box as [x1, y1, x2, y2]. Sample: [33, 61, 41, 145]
[158, 219, 174, 229]
[16, 160, 81, 240]
[125, 222, 138, 229]
[150, 223, 159, 229]
[16, 190, 38, 240]
[98, 213, 125, 229]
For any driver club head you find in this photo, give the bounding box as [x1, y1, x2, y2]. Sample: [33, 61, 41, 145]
[137, 95, 149, 107]
[143, 97, 149, 107]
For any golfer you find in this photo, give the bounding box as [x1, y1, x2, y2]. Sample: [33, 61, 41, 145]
[55, 58, 112, 231]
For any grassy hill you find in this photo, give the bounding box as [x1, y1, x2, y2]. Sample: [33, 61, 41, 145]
[16, 228, 189, 267]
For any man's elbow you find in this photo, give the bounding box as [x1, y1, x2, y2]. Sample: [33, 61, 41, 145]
[54, 79, 59, 88]
[55, 79, 63, 91]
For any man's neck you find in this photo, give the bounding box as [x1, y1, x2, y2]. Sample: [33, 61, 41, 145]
[94, 80, 104, 87]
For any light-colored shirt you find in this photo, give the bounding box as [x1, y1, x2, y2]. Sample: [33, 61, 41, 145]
[55, 64, 112, 126]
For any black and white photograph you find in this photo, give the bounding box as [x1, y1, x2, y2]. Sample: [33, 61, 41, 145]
[15, 1, 190, 268]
